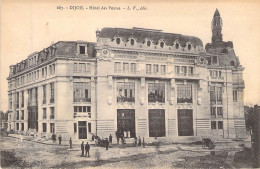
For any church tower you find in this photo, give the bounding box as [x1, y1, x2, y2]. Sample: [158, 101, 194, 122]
[211, 9, 223, 43]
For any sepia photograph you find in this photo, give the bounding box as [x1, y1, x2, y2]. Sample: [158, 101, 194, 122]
[0, 0, 260, 168]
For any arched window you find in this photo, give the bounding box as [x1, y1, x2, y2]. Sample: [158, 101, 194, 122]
[230, 61, 235, 66]
[188, 44, 191, 50]
[147, 40, 151, 47]
[130, 39, 135, 46]
[175, 43, 179, 49]
[160, 42, 164, 48]
[116, 38, 121, 45]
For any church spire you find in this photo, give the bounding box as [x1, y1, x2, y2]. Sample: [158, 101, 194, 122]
[211, 8, 223, 43]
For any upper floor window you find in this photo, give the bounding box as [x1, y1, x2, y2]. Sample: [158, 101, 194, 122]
[73, 82, 91, 102]
[188, 67, 194, 74]
[79, 46, 86, 54]
[130, 63, 136, 73]
[161, 65, 166, 75]
[21, 91, 24, 108]
[50, 107, 55, 119]
[114, 62, 121, 73]
[177, 84, 192, 103]
[153, 65, 159, 74]
[28, 87, 38, 107]
[16, 92, 19, 108]
[233, 90, 238, 102]
[117, 82, 135, 102]
[43, 108, 47, 119]
[146, 64, 152, 74]
[49, 64, 55, 75]
[50, 83, 55, 103]
[175, 66, 180, 74]
[210, 86, 222, 105]
[21, 110, 24, 120]
[16, 111, 19, 120]
[123, 63, 129, 72]
[43, 85, 46, 104]
[148, 83, 165, 103]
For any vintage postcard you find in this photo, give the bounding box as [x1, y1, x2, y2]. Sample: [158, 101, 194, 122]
[0, 0, 260, 168]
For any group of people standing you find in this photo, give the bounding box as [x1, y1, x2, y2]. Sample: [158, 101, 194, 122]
[81, 141, 90, 157]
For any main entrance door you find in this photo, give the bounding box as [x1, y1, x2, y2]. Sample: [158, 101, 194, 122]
[149, 109, 165, 137]
[117, 109, 135, 138]
[178, 109, 193, 136]
[78, 121, 87, 139]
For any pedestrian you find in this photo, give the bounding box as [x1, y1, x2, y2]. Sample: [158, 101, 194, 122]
[115, 130, 119, 144]
[58, 135, 62, 145]
[109, 134, 112, 144]
[52, 133, 56, 143]
[85, 142, 90, 157]
[121, 136, 124, 145]
[138, 136, 141, 146]
[105, 138, 109, 150]
[69, 138, 72, 149]
[92, 135, 95, 141]
[134, 137, 137, 146]
[81, 141, 84, 157]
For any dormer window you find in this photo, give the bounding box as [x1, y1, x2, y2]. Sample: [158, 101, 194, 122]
[79, 46, 85, 54]
[212, 56, 218, 64]
[175, 43, 179, 49]
[188, 44, 191, 50]
[130, 39, 135, 46]
[230, 61, 234, 66]
[160, 41, 164, 48]
[147, 40, 151, 47]
[116, 37, 121, 45]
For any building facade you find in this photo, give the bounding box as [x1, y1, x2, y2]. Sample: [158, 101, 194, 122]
[7, 9, 246, 141]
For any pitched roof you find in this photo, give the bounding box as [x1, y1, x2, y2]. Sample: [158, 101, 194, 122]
[99, 27, 203, 47]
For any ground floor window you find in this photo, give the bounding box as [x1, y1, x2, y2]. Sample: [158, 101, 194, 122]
[211, 121, 223, 130]
[117, 109, 135, 138]
[211, 121, 217, 129]
[88, 123, 91, 133]
[50, 123, 55, 133]
[149, 109, 165, 137]
[178, 109, 193, 136]
[42, 123, 47, 132]
[74, 123, 77, 133]
[16, 123, 19, 130]
[21, 123, 24, 131]
[218, 121, 223, 129]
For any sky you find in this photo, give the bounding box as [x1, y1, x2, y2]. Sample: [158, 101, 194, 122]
[1, 0, 260, 111]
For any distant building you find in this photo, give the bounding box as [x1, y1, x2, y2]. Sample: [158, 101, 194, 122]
[7, 9, 246, 141]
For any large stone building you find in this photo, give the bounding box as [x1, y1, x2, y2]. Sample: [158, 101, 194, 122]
[7, 9, 246, 141]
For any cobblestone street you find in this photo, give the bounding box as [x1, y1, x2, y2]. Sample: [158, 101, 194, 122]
[0, 135, 252, 168]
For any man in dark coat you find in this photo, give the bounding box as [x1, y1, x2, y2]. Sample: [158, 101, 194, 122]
[69, 138, 72, 149]
[115, 130, 119, 144]
[81, 141, 84, 157]
[109, 134, 112, 144]
[58, 135, 62, 145]
[85, 142, 90, 157]
[138, 136, 142, 146]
